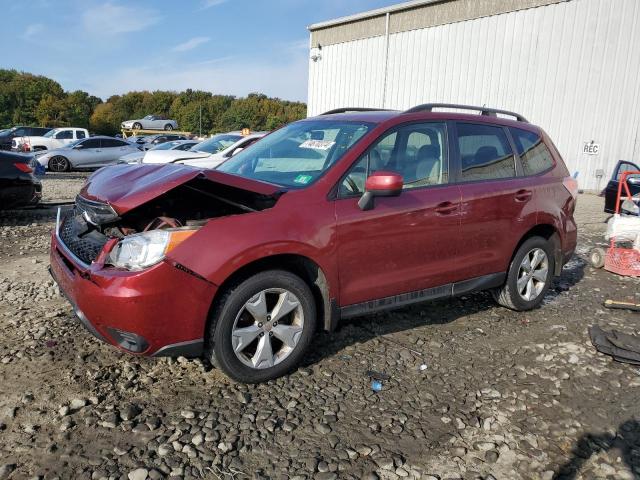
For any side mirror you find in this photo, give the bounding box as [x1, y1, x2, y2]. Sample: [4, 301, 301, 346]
[358, 171, 403, 211]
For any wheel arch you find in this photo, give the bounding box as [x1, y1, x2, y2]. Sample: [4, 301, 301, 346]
[512, 224, 562, 276]
[206, 253, 336, 338]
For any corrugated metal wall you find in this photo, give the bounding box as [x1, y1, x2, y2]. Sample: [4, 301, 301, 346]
[307, 0, 640, 190]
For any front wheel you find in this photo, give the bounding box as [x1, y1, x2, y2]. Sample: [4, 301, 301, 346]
[208, 270, 316, 383]
[164, 124, 174, 131]
[133, 122, 142, 130]
[48, 156, 70, 172]
[492, 236, 555, 311]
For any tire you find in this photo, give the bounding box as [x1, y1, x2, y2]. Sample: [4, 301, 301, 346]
[164, 124, 174, 131]
[589, 247, 606, 269]
[133, 122, 142, 130]
[48, 156, 70, 172]
[208, 270, 316, 383]
[492, 236, 555, 311]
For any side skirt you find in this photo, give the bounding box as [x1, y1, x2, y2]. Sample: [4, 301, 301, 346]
[339, 272, 505, 319]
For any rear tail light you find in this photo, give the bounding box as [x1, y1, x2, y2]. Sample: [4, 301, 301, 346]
[563, 176, 579, 200]
[14, 162, 33, 173]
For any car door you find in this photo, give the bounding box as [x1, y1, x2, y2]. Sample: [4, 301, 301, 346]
[603, 160, 640, 213]
[335, 121, 463, 308]
[453, 122, 539, 280]
[71, 138, 102, 168]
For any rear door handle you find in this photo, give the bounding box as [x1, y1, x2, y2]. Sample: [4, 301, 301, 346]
[515, 189, 533, 202]
[435, 201, 458, 215]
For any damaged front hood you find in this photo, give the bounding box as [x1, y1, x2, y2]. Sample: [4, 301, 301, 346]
[80, 164, 284, 214]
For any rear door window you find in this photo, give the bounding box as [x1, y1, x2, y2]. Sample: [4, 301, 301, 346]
[510, 128, 554, 175]
[457, 123, 515, 181]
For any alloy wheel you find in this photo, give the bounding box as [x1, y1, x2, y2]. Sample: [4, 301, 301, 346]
[231, 288, 304, 369]
[48, 156, 68, 172]
[517, 248, 549, 301]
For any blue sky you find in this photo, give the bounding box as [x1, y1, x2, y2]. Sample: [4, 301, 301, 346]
[1, 0, 398, 102]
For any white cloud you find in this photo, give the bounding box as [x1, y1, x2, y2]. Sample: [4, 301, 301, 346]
[22, 24, 44, 40]
[171, 36, 211, 53]
[201, 0, 227, 9]
[82, 2, 160, 36]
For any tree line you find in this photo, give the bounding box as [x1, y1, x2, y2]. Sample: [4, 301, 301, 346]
[0, 69, 307, 135]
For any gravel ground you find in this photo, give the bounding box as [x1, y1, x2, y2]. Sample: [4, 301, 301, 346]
[0, 174, 639, 480]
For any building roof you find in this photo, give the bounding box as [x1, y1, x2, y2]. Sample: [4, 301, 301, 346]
[307, 0, 569, 47]
[307, 0, 441, 31]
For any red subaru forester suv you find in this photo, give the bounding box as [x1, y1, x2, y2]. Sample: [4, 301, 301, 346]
[50, 104, 577, 383]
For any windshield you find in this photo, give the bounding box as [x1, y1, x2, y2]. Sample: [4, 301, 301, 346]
[217, 120, 373, 187]
[151, 141, 182, 151]
[193, 134, 242, 154]
[43, 129, 59, 138]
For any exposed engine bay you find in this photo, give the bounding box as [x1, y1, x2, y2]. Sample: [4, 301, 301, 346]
[58, 177, 282, 266]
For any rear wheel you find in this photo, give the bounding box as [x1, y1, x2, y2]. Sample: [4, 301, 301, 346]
[492, 236, 555, 311]
[48, 156, 70, 172]
[164, 124, 173, 131]
[208, 270, 316, 383]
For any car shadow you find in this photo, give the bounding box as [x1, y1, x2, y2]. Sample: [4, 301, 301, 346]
[552, 418, 640, 479]
[0, 204, 69, 227]
[304, 254, 586, 367]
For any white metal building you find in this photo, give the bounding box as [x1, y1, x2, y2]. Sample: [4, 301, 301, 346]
[307, 0, 640, 191]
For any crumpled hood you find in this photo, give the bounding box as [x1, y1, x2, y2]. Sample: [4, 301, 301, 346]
[79, 163, 284, 214]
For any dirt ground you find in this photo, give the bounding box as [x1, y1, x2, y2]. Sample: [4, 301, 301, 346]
[0, 173, 639, 480]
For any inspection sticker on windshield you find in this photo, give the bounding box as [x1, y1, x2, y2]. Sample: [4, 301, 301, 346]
[293, 174, 313, 185]
[299, 139, 335, 150]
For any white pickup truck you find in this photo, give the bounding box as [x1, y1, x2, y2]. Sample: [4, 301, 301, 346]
[11, 127, 90, 152]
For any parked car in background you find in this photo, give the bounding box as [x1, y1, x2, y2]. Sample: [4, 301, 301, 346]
[49, 103, 577, 383]
[12, 127, 90, 152]
[37, 136, 140, 172]
[141, 134, 188, 150]
[120, 140, 199, 164]
[0, 126, 52, 151]
[121, 115, 178, 131]
[602, 160, 640, 213]
[141, 132, 244, 165]
[177, 133, 268, 169]
[0, 151, 41, 208]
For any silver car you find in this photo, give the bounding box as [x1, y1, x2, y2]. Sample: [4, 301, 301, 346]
[121, 115, 179, 131]
[37, 136, 140, 172]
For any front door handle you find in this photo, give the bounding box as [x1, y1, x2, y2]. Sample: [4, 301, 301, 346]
[435, 201, 458, 215]
[515, 189, 533, 202]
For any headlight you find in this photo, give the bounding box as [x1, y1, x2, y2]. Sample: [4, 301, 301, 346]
[107, 229, 197, 271]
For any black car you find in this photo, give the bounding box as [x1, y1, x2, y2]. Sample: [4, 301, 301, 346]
[0, 126, 53, 151]
[0, 151, 42, 209]
[603, 160, 640, 213]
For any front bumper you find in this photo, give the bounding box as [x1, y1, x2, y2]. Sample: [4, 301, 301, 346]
[49, 217, 216, 357]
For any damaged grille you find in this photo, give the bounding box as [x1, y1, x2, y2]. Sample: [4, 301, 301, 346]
[59, 212, 108, 265]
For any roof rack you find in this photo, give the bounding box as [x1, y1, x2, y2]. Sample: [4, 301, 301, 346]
[405, 103, 528, 123]
[320, 107, 395, 115]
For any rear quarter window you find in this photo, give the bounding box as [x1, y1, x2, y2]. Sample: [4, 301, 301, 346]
[510, 128, 555, 176]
